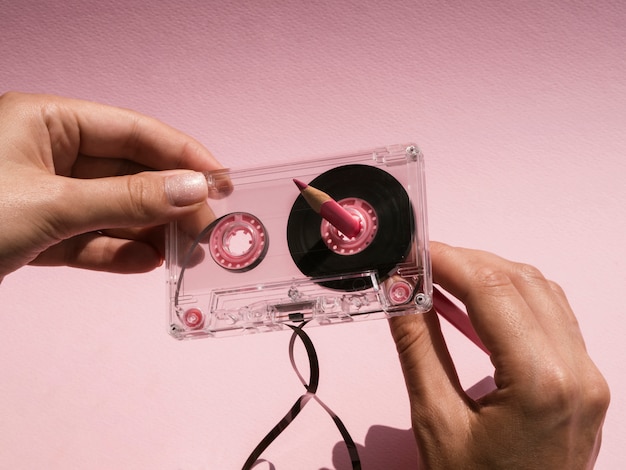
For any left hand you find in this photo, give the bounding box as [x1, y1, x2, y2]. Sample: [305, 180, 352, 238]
[0, 92, 225, 280]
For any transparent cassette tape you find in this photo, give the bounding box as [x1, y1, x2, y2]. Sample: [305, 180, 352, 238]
[166, 143, 432, 339]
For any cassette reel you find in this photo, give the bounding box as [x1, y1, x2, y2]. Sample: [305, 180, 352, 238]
[167, 144, 432, 339]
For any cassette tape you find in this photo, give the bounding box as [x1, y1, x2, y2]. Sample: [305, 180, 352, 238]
[166, 143, 432, 339]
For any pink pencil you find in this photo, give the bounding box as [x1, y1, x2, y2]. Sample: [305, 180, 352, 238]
[293, 179, 362, 238]
[433, 287, 489, 354]
[293, 180, 486, 354]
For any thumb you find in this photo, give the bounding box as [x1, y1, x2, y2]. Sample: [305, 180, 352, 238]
[53, 170, 209, 235]
[388, 311, 470, 441]
[389, 311, 466, 406]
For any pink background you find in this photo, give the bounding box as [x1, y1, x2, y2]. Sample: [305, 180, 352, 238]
[1, 1, 625, 468]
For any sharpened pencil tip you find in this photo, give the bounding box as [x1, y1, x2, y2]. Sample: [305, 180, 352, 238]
[293, 179, 308, 191]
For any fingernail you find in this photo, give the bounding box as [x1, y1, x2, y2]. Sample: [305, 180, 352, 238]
[165, 172, 208, 207]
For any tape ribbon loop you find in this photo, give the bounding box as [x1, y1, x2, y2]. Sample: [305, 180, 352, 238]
[242, 322, 361, 470]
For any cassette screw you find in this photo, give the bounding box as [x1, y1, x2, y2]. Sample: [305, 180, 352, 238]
[288, 286, 301, 301]
[406, 145, 419, 161]
[414, 293, 427, 306]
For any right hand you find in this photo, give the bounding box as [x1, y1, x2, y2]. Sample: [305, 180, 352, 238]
[389, 242, 610, 469]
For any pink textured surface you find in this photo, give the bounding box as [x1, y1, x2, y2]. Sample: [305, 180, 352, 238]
[1, 1, 625, 468]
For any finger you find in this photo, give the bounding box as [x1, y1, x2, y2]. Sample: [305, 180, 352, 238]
[70, 155, 150, 179]
[389, 311, 472, 438]
[99, 225, 166, 258]
[433, 286, 489, 354]
[502, 265, 576, 360]
[545, 280, 589, 351]
[505, 262, 588, 356]
[40, 94, 225, 173]
[175, 201, 217, 243]
[430, 242, 554, 389]
[49, 170, 210, 237]
[32, 224, 205, 273]
[31, 232, 163, 273]
[100, 226, 162, 241]
[94, 198, 214, 269]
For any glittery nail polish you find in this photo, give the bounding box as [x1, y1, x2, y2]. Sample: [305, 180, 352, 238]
[165, 172, 207, 207]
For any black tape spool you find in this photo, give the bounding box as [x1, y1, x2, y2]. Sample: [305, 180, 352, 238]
[287, 164, 413, 291]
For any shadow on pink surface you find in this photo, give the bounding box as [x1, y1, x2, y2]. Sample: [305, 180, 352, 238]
[244, 426, 418, 470]
[326, 424, 419, 470]
[326, 377, 496, 470]
[248, 377, 496, 470]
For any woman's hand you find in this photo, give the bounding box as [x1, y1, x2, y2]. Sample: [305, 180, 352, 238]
[0, 92, 224, 280]
[390, 242, 610, 469]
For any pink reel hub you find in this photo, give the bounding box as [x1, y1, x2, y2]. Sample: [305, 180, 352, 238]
[320, 198, 378, 255]
[209, 212, 269, 272]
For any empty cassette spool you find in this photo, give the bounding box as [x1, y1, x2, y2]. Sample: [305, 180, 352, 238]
[167, 143, 433, 339]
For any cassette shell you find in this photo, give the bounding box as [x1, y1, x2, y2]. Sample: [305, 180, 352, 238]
[166, 143, 433, 340]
